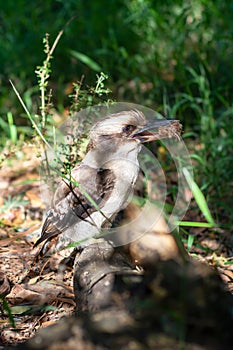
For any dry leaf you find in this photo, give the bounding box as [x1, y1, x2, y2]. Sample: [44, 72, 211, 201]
[0, 272, 11, 296]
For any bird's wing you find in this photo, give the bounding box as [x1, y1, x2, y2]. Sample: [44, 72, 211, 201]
[35, 164, 115, 246]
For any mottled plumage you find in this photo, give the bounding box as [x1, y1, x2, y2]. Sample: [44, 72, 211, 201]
[35, 110, 181, 250]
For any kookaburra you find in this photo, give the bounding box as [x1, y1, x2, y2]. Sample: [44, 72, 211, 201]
[35, 110, 181, 250]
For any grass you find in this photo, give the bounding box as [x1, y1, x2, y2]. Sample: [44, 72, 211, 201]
[9, 27, 228, 235]
[182, 168, 215, 227]
[1, 0, 232, 247]
[0, 295, 16, 328]
[0, 195, 29, 213]
[0, 2, 232, 342]
[10, 30, 114, 221]
[170, 67, 233, 224]
[0, 7, 232, 331]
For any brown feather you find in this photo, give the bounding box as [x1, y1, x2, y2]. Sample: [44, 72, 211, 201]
[35, 164, 115, 246]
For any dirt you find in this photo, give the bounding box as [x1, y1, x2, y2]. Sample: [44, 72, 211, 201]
[0, 143, 232, 347]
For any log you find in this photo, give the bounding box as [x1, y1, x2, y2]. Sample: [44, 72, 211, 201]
[14, 228, 233, 350]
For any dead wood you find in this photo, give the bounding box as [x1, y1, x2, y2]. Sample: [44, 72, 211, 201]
[12, 234, 233, 350]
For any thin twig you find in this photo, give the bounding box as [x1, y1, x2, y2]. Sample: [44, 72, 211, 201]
[9, 79, 53, 151]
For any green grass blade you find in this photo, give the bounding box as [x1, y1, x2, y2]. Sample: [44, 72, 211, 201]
[7, 112, 17, 143]
[0, 295, 16, 328]
[69, 50, 101, 72]
[189, 154, 206, 166]
[9, 80, 53, 151]
[183, 168, 216, 226]
[187, 234, 195, 251]
[176, 221, 214, 228]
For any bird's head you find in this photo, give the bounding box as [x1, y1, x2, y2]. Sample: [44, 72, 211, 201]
[87, 109, 181, 152]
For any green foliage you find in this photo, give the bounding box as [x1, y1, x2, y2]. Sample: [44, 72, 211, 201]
[0, 195, 29, 213]
[167, 66, 233, 222]
[1, 0, 232, 225]
[69, 72, 111, 114]
[0, 295, 16, 328]
[1, 0, 233, 113]
[0, 113, 17, 145]
[10, 30, 113, 221]
[1, 0, 233, 102]
[182, 168, 215, 226]
[69, 50, 102, 72]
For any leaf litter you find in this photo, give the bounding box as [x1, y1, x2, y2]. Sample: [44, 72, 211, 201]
[0, 143, 232, 347]
[0, 144, 75, 346]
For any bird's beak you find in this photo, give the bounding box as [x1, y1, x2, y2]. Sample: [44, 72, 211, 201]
[132, 119, 182, 143]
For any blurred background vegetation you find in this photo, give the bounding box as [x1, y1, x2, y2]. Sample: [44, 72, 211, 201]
[0, 0, 232, 226]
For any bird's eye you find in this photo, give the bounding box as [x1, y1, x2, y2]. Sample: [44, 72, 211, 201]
[122, 125, 135, 135]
